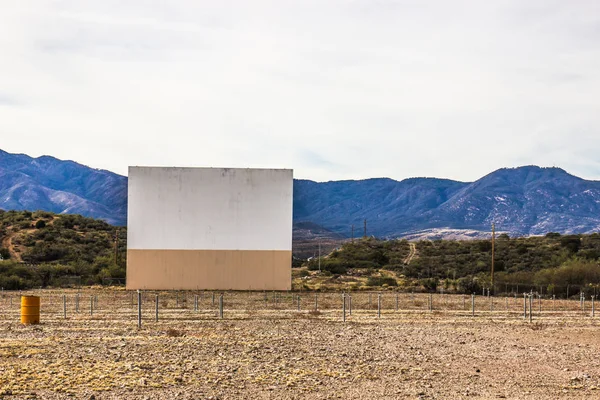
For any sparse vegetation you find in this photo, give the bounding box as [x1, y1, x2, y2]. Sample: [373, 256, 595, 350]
[0, 210, 125, 289]
[366, 276, 398, 287]
[3, 210, 600, 294]
[298, 235, 600, 294]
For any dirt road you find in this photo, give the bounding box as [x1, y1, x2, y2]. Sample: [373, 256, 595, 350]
[403, 242, 417, 265]
[0, 226, 22, 262]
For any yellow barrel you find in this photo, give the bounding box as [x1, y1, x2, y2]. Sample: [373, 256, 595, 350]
[21, 296, 40, 325]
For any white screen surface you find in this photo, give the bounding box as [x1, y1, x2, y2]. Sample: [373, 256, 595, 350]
[127, 167, 293, 251]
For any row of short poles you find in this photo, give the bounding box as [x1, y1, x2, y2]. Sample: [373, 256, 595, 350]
[340, 293, 477, 321]
[520, 291, 597, 322]
[24, 291, 225, 328]
[58, 293, 98, 318]
[135, 291, 224, 328]
[3, 290, 600, 325]
[339, 291, 598, 323]
[112, 290, 600, 324]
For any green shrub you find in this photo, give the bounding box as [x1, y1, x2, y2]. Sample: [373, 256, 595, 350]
[421, 278, 438, 292]
[297, 269, 310, 278]
[366, 276, 397, 287]
[19, 221, 32, 229]
[560, 235, 581, 253]
[0, 274, 25, 290]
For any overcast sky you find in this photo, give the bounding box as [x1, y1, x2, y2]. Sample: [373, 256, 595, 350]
[1, 1, 599, 182]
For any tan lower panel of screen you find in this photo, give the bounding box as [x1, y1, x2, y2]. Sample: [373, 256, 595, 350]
[126, 249, 291, 290]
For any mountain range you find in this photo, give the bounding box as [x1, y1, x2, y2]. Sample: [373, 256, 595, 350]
[0, 149, 127, 225]
[294, 167, 600, 239]
[2, 149, 600, 238]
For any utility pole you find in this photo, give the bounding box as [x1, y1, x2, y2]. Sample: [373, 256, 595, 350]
[491, 223, 495, 295]
[114, 230, 119, 265]
[318, 242, 321, 272]
[363, 219, 367, 238]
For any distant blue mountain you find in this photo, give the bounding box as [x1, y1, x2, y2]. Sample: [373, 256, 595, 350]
[294, 166, 600, 237]
[2, 149, 600, 237]
[0, 149, 127, 225]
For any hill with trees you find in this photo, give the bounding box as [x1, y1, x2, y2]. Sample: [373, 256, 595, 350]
[298, 234, 600, 296]
[0, 210, 125, 289]
[2, 209, 600, 297]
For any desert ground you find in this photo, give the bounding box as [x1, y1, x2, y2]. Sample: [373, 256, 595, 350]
[1, 289, 600, 399]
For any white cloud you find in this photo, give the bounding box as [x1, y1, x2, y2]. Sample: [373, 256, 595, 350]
[0, 0, 599, 182]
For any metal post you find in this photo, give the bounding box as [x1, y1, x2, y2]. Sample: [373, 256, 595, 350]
[553, 295, 555, 312]
[395, 294, 399, 312]
[137, 290, 142, 329]
[491, 222, 495, 294]
[297, 295, 301, 311]
[583, 296, 586, 314]
[377, 294, 381, 318]
[155, 294, 159, 322]
[349, 295, 352, 315]
[315, 293, 318, 311]
[529, 295, 533, 323]
[471, 294, 475, 316]
[593, 296, 595, 318]
[194, 295, 198, 312]
[539, 295, 541, 313]
[212, 292, 215, 306]
[523, 293, 527, 319]
[219, 294, 223, 319]
[342, 294, 346, 322]
[63, 295, 66, 319]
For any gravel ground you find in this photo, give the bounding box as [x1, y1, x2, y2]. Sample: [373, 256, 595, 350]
[1, 289, 600, 399]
